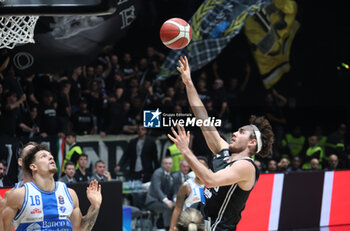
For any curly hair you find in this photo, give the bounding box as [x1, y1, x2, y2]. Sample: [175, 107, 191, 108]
[249, 115, 274, 158]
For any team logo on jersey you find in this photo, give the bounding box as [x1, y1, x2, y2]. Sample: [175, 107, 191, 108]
[58, 195, 65, 204]
[204, 188, 212, 199]
[60, 206, 66, 213]
[30, 208, 42, 214]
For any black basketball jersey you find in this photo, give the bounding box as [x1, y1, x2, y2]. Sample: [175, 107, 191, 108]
[204, 149, 259, 231]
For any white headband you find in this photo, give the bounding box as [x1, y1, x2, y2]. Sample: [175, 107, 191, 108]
[250, 125, 262, 153]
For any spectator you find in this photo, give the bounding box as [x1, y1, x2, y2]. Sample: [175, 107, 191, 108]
[310, 158, 320, 171]
[0, 159, 12, 187]
[278, 158, 290, 172]
[121, 53, 137, 81]
[85, 80, 103, 131]
[37, 90, 63, 138]
[281, 125, 307, 159]
[115, 124, 158, 182]
[265, 159, 278, 173]
[302, 135, 324, 170]
[211, 78, 228, 122]
[22, 74, 39, 107]
[325, 124, 347, 166]
[145, 156, 175, 230]
[0, 91, 26, 137]
[91, 160, 111, 182]
[69, 66, 86, 113]
[166, 143, 184, 173]
[62, 131, 83, 174]
[172, 159, 191, 199]
[56, 81, 72, 133]
[325, 154, 340, 171]
[18, 106, 40, 138]
[72, 98, 95, 135]
[74, 154, 92, 182]
[287, 156, 303, 172]
[59, 161, 77, 184]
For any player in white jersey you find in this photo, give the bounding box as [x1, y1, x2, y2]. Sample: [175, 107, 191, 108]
[169, 156, 208, 231]
[0, 144, 102, 231]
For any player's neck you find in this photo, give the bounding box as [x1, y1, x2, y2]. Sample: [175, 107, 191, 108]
[33, 174, 56, 192]
[22, 172, 32, 184]
[229, 150, 251, 162]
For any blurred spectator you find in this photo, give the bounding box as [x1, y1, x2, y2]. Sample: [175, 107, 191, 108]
[281, 125, 306, 159]
[325, 124, 346, 166]
[115, 124, 158, 182]
[211, 78, 228, 132]
[37, 90, 63, 138]
[72, 98, 95, 135]
[310, 158, 320, 171]
[145, 156, 175, 230]
[325, 154, 340, 171]
[85, 80, 103, 131]
[196, 76, 210, 101]
[59, 161, 77, 184]
[172, 159, 191, 199]
[166, 143, 184, 173]
[302, 135, 324, 170]
[2, 65, 22, 97]
[69, 66, 86, 113]
[312, 125, 328, 153]
[121, 53, 137, 81]
[265, 159, 278, 173]
[0, 91, 26, 136]
[277, 158, 290, 172]
[0, 159, 13, 187]
[287, 156, 303, 172]
[18, 106, 40, 138]
[22, 74, 39, 107]
[74, 154, 92, 182]
[91, 160, 111, 182]
[62, 131, 83, 174]
[56, 81, 72, 133]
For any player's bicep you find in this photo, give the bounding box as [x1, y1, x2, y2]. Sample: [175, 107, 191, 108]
[68, 188, 83, 230]
[200, 129, 228, 155]
[205, 161, 253, 188]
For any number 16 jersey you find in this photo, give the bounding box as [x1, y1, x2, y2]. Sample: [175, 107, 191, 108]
[13, 181, 74, 231]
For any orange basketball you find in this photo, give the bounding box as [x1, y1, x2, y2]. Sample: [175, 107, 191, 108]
[160, 18, 192, 50]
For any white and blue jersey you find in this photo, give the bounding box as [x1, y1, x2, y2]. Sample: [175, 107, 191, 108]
[183, 178, 205, 210]
[13, 181, 74, 231]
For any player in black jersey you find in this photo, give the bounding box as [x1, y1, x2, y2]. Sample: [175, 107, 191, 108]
[168, 56, 274, 231]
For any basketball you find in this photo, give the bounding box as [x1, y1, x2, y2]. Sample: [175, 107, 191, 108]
[160, 18, 192, 50]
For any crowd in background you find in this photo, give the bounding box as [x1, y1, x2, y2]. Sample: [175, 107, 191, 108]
[0, 43, 349, 188]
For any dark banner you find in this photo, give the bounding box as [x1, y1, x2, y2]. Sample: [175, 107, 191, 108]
[8, 0, 141, 75]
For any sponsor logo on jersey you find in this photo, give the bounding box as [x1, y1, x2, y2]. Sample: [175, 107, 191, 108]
[58, 195, 65, 204]
[30, 208, 42, 214]
[60, 206, 66, 213]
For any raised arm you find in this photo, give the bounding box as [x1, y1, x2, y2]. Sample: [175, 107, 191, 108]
[69, 180, 102, 231]
[177, 56, 228, 154]
[168, 125, 255, 189]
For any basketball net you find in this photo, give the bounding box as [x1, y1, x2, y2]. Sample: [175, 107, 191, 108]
[0, 16, 39, 49]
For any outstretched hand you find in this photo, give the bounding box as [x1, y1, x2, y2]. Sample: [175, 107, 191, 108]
[168, 125, 191, 154]
[86, 180, 102, 208]
[177, 56, 192, 86]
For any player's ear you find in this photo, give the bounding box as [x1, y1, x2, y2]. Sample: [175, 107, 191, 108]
[30, 163, 37, 171]
[248, 139, 257, 151]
